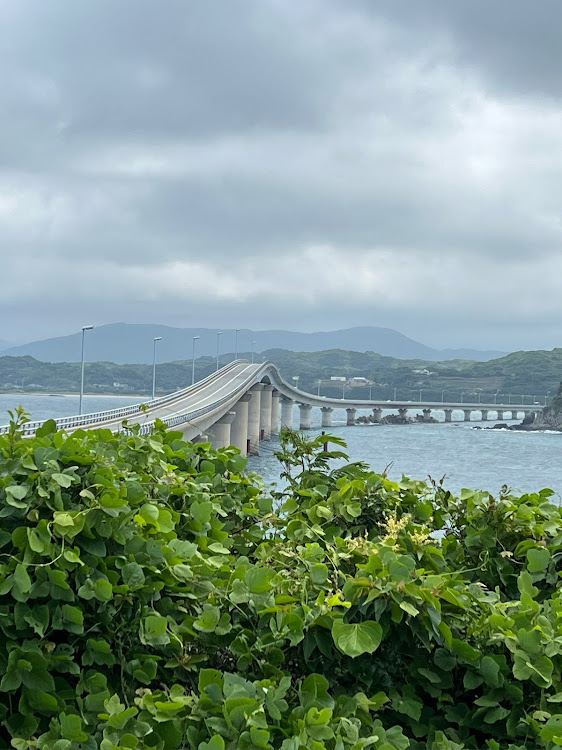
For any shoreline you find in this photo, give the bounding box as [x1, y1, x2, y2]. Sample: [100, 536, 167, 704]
[0, 391, 146, 398]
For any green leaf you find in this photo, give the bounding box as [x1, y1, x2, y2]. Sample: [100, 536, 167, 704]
[527, 547, 550, 573]
[199, 736, 225, 750]
[94, 578, 113, 602]
[6, 485, 29, 500]
[122, 562, 145, 588]
[51, 472, 74, 488]
[310, 564, 329, 584]
[332, 620, 383, 658]
[14, 564, 31, 594]
[245, 567, 273, 594]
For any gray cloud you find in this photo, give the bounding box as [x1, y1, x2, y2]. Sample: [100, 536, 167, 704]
[0, 0, 561, 351]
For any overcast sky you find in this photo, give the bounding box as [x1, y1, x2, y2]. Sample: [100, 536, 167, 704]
[1, 0, 561, 350]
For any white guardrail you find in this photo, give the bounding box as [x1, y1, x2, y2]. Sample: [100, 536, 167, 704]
[0, 360, 255, 437]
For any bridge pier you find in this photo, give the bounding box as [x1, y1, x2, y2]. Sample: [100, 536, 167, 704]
[208, 412, 236, 450]
[280, 397, 294, 431]
[230, 394, 251, 456]
[260, 385, 274, 440]
[463, 410, 471, 422]
[247, 384, 264, 455]
[299, 403, 313, 430]
[398, 408, 408, 420]
[481, 409, 488, 421]
[271, 390, 281, 435]
[372, 407, 382, 422]
[510, 410, 519, 420]
[422, 408, 432, 423]
[496, 410, 504, 421]
[321, 407, 333, 428]
[444, 409, 453, 423]
[346, 408, 356, 426]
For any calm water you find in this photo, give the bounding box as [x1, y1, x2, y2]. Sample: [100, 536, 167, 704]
[247, 406, 562, 500]
[0, 393, 140, 423]
[0, 397, 559, 500]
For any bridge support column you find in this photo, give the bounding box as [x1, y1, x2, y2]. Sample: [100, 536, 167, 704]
[372, 408, 382, 422]
[422, 408, 432, 423]
[463, 410, 471, 422]
[247, 384, 264, 455]
[444, 409, 453, 423]
[208, 412, 236, 450]
[271, 390, 281, 435]
[398, 408, 408, 420]
[280, 397, 294, 431]
[481, 409, 488, 421]
[230, 394, 251, 456]
[321, 407, 333, 428]
[260, 385, 274, 441]
[510, 410, 519, 420]
[299, 403, 313, 430]
[346, 408, 356, 426]
[496, 410, 504, 421]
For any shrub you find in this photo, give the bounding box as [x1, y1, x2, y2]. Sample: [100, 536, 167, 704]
[0, 410, 561, 748]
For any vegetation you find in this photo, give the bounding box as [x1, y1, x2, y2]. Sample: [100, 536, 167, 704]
[1, 411, 562, 747]
[2, 347, 561, 404]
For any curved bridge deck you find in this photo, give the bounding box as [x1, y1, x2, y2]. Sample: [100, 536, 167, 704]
[0, 360, 541, 455]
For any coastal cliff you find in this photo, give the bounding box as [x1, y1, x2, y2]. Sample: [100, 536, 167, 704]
[526, 381, 562, 430]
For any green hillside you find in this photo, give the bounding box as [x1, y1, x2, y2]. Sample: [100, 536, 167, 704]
[0, 347, 560, 404]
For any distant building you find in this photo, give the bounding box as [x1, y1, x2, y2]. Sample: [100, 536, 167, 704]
[330, 376, 346, 381]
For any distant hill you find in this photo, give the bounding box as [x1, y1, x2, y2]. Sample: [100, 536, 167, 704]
[2, 323, 507, 364]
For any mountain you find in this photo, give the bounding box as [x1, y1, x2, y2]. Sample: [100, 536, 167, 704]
[2, 323, 507, 364]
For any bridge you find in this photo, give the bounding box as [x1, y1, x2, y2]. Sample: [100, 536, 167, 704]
[0, 361, 542, 456]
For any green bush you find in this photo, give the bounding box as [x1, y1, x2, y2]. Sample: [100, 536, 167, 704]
[0, 409, 562, 748]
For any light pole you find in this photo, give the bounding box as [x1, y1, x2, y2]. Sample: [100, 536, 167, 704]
[369, 385, 373, 400]
[394, 386, 397, 401]
[419, 389, 423, 403]
[546, 391, 551, 406]
[152, 336, 162, 400]
[79, 325, 94, 415]
[216, 331, 222, 371]
[191, 336, 199, 386]
[251, 340, 256, 364]
[508, 393, 512, 404]
[234, 329, 239, 361]
[461, 392, 464, 404]
[317, 380, 321, 396]
[441, 389, 445, 402]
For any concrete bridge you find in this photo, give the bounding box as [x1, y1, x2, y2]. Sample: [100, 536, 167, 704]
[0, 360, 542, 456]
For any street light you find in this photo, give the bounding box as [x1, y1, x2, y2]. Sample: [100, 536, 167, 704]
[393, 386, 397, 401]
[508, 393, 512, 404]
[419, 389, 423, 403]
[369, 385, 373, 400]
[546, 391, 551, 406]
[191, 336, 199, 386]
[234, 329, 239, 361]
[79, 325, 94, 416]
[216, 331, 222, 371]
[441, 389, 445, 402]
[317, 380, 322, 396]
[251, 340, 256, 364]
[152, 337, 162, 400]
[461, 392, 464, 403]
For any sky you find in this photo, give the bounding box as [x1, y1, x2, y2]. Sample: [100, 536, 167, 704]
[1, 0, 561, 351]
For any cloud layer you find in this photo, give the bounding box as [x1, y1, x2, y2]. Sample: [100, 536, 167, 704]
[1, 0, 561, 349]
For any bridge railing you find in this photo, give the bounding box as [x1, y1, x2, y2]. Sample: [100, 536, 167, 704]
[0, 361, 245, 436]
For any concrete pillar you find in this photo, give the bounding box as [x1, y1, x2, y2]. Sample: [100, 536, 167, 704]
[280, 397, 294, 432]
[192, 433, 209, 444]
[444, 409, 453, 423]
[208, 412, 236, 450]
[510, 410, 519, 420]
[463, 410, 471, 422]
[271, 390, 281, 435]
[398, 408, 408, 419]
[299, 403, 313, 430]
[497, 410, 504, 421]
[230, 394, 251, 457]
[321, 407, 333, 428]
[346, 408, 356, 426]
[247, 384, 264, 455]
[422, 408, 432, 423]
[260, 385, 274, 441]
[481, 409, 488, 421]
[372, 408, 382, 422]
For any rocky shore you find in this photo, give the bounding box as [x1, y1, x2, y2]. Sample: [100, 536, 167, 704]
[356, 413, 438, 426]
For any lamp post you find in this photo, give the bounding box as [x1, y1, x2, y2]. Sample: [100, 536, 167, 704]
[234, 329, 239, 361]
[79, 325, 94, 415]
[369, 385, 373, 400]
[216, 331, 222, 371]
[394, 386, 397, 401]
[419, 389, 423, 403]
[317, 380, 321, 396]
[441, 389, 445, 402]
[191, 336, 199, 386]
[508, 393, 512, 404]
[546, 391, 551, 406]
[152, 337, 162, 400]
[251, 340, 256, 364]
[461, 392, 464, 404]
